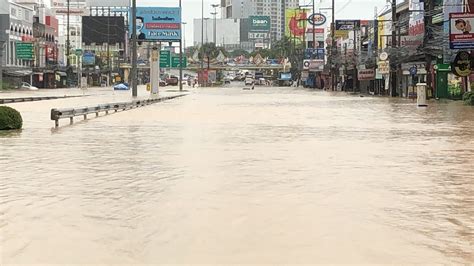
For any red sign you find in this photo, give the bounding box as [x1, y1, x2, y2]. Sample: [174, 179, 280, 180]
[358, 69, 375, 80]
[306, 28, 324, 33]
[46, 16, 59, 36]
[145, 23, 180, 29]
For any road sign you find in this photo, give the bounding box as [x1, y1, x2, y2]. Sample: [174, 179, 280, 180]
[16, 42, 34, 60]
[159, 50, 171, 68]
[409, 66, 417, 75]
[171, 55, 187, 68]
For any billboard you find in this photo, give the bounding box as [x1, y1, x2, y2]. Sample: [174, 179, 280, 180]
[249, 16, 270, 32]
[450, 13, 474, 49]
[130, 7, 181, 41]
[408, 0, 424, 46]
[285, 8, 307, 44]
[82, 16, 125, 44]
[82, 50, 96, 65]
[335, 20, 360, 38]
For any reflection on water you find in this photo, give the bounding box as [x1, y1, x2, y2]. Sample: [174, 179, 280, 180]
[1, 86, 473, 264]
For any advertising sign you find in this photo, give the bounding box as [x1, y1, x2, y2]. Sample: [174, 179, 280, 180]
[358, 69, 375, 80]
[449, 13, 474, 49]
[451, 51, 472, 77]
[130, 7, 181, 41]
[408, 0, 424, 36]
[335, 20, 360, 39]
[82, 50, 96, 65]
[377, 60, 390, 75]
[308, 13, 326, 26]
[248, 32, 270, 39]
[249, 16, 270, 32]
[303, 59, 324, 71]
[305, 28, 324, 42]
[304, 48, 325, 60]
[285, 9, 307, 44]
[16, 42, 34, 60]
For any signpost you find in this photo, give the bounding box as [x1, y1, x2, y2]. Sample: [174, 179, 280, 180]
[16, 42, 34, 60]
[159, 50, 170, 68]
[171, 55, 187, 68]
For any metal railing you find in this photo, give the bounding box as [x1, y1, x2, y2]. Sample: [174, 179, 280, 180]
[0, 95, 84, 104]
[50, 94, 186, 127]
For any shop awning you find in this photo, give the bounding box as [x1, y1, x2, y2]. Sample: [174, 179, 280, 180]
[57, 72, 67, 76]
[3, 69, 33, 77]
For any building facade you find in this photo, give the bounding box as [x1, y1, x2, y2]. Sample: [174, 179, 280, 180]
[221, 0, 298, 41]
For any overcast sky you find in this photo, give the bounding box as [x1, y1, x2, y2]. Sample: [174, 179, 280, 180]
[133, 0, 389, 46]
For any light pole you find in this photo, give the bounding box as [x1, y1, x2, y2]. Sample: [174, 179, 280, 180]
[211, 12, 217, 44]
[200, 0, 204, 85]
[182, 22, 187, 50]
[331, 0, 335, 91]
[211, 4, 219, 45]
[204, 18, 210, 43]
[66, 0, 70, 86]
[131, 0, 138, 97]
[390, 0, 397, 97]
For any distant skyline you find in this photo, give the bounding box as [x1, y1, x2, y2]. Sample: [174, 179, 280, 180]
[139, 0, 389, 46]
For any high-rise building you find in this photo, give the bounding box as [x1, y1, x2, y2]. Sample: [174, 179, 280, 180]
[221, 0, 298, 41]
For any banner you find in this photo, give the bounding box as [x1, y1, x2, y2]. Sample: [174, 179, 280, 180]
[450, 13, 474, 49]
[130, 7, 181, 41]
[285, 8, 307, 44]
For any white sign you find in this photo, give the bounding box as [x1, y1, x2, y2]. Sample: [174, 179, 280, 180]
[377, 60, 390, 74]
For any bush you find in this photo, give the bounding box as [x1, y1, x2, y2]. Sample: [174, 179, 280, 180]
[463, 91, 474, 106]
[0, 106, 23, 130]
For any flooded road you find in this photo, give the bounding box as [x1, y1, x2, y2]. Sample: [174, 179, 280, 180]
[1, 86, 473, 264]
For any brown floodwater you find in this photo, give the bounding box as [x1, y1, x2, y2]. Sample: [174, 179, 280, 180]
[1, 86, 473, 264]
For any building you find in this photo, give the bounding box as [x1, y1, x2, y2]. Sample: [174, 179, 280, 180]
[193, 18, 241, 47]
[2, 1, 34, 86]
[221, 0, 298, 41]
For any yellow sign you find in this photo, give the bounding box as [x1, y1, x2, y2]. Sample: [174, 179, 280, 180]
[285, 8, 307, 44]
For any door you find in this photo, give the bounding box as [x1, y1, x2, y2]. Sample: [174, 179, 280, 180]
[436, 71, 448, 99]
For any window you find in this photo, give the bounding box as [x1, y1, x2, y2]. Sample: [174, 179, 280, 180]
[25, 10, 30, 21]
[11, 7, 16, 17]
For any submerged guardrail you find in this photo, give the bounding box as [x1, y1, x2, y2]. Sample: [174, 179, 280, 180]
[0, 95, 84, 104]
[50, 94, 186, 127]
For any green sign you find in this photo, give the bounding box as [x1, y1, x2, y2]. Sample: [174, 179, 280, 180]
[249, 16, 270, 32]
[16, 42, 34, 60]
[160, 50, 171, 68]
[75, 49, 82, 56]
[171, 55, 187, 68]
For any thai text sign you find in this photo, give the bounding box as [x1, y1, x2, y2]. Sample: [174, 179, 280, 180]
[358, 69, 375, 80]
[450, 13, 474, 49]
[130, 7, 181, 41]
[16, 42, 34, 60]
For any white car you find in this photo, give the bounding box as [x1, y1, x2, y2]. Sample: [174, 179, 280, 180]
[20, 82, 38, 90]
[244, 77, 254, 86]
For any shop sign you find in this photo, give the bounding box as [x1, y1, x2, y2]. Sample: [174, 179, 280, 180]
[451, 50, 472, 77]
[358, 68, 375, 80]
[449, 13, 474, 49]
[377, 60, 390, 74]
[308, 13, 326, 26]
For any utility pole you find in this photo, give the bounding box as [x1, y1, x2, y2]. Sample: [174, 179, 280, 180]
[66, 0, 70, 87]
[331, 0, 335, 90]
[179, 0, 183, 92]
[390, 0, 397, 97]
[131, 0, 138, 97]
[107, 16, 111, 86]
[0, 41, 4, 91]
[312, 0, 315, 48]
[201, 0, 204, 86]
[182, 22, 187, 50]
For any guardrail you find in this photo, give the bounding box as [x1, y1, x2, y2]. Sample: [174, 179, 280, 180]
[1, 95, 84, 104]
[50, 94, 186, 127]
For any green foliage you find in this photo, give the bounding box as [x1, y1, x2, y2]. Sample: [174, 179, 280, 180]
[463, 91, 474, 106]
[1, 80, 15, 90]
[0, 106, 23, 130]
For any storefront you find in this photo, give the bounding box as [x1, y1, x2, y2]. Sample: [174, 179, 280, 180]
[401, 62, 427, 98]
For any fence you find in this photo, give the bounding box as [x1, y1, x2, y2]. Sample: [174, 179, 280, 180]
[50, 94, 186, 127]
[0, 95, 83, 104]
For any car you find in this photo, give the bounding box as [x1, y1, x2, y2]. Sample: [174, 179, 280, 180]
[244, 77, 254, 86]
[165, 75, 179, 86]
[224, 76, 233, 84]
[113, 82, 129, 90]
[20, 82, 38, 90]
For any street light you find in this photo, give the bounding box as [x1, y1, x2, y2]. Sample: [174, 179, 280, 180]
[211, 4, 219, 45]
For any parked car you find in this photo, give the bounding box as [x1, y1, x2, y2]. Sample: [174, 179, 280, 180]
[113, 82, 129, 90]
[165, 75, 179, 86]
[20, 82, 38, 90]
[159, 79, 167, 87]
[224, 75, 233, 84]
[244, 77, 254, 86]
